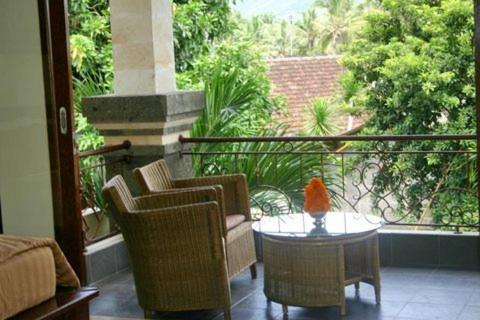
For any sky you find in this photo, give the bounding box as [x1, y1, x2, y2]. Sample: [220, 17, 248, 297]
[233, 0, 316, 21]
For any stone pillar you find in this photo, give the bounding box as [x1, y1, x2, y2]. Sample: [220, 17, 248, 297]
[83, 92, 203, 186]
[110, 0, 176, 94]
[83, 0, 203, 193]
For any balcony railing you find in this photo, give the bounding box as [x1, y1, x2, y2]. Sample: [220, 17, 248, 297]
[77, 141, 131, 245]
[180, 134, 480, 233]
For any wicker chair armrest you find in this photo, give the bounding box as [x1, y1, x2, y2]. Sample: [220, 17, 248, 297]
[133, 187, 228, 235]
[173, 174, 251, 220]
[125, 201, 227, 257]
[173, 174, 245, 187]
[133, 186, 217, 210]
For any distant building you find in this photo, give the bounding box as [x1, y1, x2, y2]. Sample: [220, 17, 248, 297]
[267, 55, 364, 134]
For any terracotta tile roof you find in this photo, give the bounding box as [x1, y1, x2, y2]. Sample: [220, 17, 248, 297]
[267, 55, 349, 133]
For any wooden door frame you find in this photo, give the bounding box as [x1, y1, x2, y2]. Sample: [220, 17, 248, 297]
[38, 0, 85, 283]
[0, 198, 3, 234]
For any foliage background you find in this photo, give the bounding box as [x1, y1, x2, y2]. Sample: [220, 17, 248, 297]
[69, 0, 239, 150]
[68, 0, 374, 152]
[339, 0, 477, 226]
[232, 0, 376, 57]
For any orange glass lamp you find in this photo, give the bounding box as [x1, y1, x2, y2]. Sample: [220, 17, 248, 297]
[304, 177, 330, 225]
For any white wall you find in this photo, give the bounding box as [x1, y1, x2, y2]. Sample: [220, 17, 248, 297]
[0, 0, 55, 237]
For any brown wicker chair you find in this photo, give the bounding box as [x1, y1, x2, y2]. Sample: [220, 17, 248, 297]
[102, 175, 232, 319]
[133, 160, 257, 279]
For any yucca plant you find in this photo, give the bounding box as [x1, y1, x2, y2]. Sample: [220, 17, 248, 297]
[303, 97, 341, 136]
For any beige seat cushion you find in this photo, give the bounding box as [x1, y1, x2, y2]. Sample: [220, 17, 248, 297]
[226, 214, 246, 230]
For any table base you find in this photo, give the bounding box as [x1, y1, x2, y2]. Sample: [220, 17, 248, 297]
[262, 231, 381, 317]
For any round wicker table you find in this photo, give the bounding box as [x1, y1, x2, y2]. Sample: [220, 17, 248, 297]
[253, 212, 383, 317]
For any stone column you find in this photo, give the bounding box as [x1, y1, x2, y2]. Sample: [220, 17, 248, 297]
[83, 0, 203, 192]
[110, 0, 176, 94]
[83, 92, 203, 186]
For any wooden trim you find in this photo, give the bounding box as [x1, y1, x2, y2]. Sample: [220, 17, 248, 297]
[0, 196, 3, 234]
[9, 287, 98, 320]
[37, 0, 86, 283]
[37, 0, 63, 240]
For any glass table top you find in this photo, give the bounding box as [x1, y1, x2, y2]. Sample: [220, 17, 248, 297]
[252, 212, 383, 238]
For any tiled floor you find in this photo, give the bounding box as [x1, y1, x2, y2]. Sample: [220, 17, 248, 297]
[90, 264, 480, 320]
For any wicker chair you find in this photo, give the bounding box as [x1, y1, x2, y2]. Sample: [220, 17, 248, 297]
[133, 160, 257, 279]
[102, 175, 232, 319]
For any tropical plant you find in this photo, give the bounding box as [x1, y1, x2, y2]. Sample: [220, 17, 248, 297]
[73, 73, 109, 219]
[179, 42, 284, 136]
[303, 97, 341, 135]
[230, 0, 374, 57]
[296, 8, 320, 55]
[276, 20, 292, 56]
[72, 73, 109, 153]
[69, 0, 113, 152]
[314, 0, 371, 54]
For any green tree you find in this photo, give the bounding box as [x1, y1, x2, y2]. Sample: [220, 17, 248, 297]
[69, 0, 112, 80]
[341, 0, 476, 227]
[276, 20, 291, 56]
[173, 0, 234, 72]
[296, 8, 320, 54]
[69, 0, 112, 152]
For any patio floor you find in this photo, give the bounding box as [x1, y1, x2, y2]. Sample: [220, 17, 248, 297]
[89, 263, 480, 320]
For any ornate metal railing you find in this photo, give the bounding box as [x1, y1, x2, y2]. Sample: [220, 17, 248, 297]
[77, 141, 131, 245]
[180, 135, 480, 233]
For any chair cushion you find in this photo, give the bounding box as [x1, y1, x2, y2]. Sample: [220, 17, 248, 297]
[226, 214, 246, 230]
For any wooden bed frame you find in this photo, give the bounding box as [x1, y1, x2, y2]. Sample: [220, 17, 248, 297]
[9, 287, 98, 320]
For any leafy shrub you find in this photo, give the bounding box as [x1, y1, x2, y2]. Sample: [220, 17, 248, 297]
[340, 0, 477, 229]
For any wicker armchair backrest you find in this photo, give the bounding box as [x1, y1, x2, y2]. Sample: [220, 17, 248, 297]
[102, 175, 137, 215]
[133, 159, 174, 194]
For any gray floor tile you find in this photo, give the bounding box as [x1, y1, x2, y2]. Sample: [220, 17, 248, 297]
[346, 299, 406, 318]
[431, 269, 480, 278]
[347, 284, 417, 303]
[467, 291, 480, 306]
[214, 308, 280, 320]
[458, 306, 480, 320]
[233, 290, 282, 312]
[382, 267, 436, 276]
[425, 275, 480, 290]
[159, 309, 222, 320]
[277, 306, 344, 320]
[396, 302, 464, 320]
[412, 288, 472, 305]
